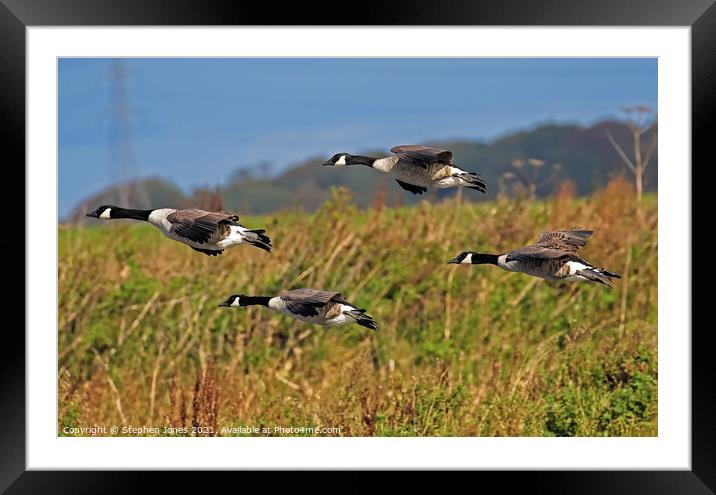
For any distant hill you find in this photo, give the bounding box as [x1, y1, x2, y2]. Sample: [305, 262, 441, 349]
[66, 120, 657, 221]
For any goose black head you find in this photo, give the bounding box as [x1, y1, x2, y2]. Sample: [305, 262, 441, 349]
[323, 153, 351, 167]
[219, 295, 271, 307]
[219, 295, 243, 308]
[448, 251, 499, 265]
[448, 251, 477, 264]
[322, 153, 376, 167]
[86, 205, 117, 219]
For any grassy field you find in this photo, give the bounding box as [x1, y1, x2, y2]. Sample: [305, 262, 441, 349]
[58, 178, 657, 437]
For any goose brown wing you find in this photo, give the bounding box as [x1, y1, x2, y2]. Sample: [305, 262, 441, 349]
[167, 209, 239, 244]
[506, 244, 572, 263]
[535, 228, 593, 253]
[280, 288, 345, 318]
[390, 145, 453, 168]
[280, 288, 344, 305]
[506, 228, 593, 263]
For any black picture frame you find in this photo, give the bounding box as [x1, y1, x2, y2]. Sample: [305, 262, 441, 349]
[2, 0, 708, 492]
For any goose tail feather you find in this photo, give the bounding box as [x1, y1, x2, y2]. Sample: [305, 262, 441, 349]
[455, 171, 487, 193]
[347, 309, 377, 331]
[241, 228, 272, 252]
[576, 268, 615, 288]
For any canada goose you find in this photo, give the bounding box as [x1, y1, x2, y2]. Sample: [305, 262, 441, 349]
[219, 288, 377, 330]
[448, 228, 621, 287]
[86, 205, 271, 255]
[322, 145, 486, 195]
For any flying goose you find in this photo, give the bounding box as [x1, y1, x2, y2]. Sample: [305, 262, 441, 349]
[86, 205, 271, 255]
[448, 228, 621, 287]
[322, 145, 486, 195]
[219, 288, 377, 330]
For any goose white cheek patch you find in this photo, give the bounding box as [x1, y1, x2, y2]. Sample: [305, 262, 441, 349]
[99, 209, 111, 219]
[462, 254, 473, 264]
[335, 155, 347, 166]
[231, 299, 241, 307]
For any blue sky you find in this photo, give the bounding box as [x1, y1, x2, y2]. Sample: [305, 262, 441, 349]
[59, 58, 657, 216]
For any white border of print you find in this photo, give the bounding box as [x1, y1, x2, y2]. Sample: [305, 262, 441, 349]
[28, 27, 689, 470]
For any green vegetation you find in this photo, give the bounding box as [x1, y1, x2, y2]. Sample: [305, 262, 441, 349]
[58, 178, 657, 436]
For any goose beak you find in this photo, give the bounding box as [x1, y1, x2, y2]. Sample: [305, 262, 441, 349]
[448, 256, 461, 264]
[218, 301, 231, 307]
[86, 211, 99, 218]
[322, 159, 333, 166]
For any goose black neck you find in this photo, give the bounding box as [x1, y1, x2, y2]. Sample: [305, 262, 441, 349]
[349, 155, 378, 167]
[241, 296, 271, 307]
[112, 207, 153, 221]
[474, 253, 500, 265]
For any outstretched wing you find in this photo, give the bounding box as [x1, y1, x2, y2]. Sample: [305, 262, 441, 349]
[280, 288, 345, 318]
[395, 179, 427, 195]
[391, 145, 453, 168]
[535, 228, 593, 253]
[506, 228, 593, 263]
[167, 209, 239, 244]
[506, 245, 572, 263]
[280, 288, 344, 305]
[282, 301, 320, 317]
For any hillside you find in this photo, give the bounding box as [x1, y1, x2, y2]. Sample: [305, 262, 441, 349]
[67, 178, 186, 220]
[67, 120, 657, 220]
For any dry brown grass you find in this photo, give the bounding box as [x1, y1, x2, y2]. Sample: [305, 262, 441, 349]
[58, 180, 657, 436]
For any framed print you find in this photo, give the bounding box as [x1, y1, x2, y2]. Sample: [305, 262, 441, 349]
[2, 0, 710, 491]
